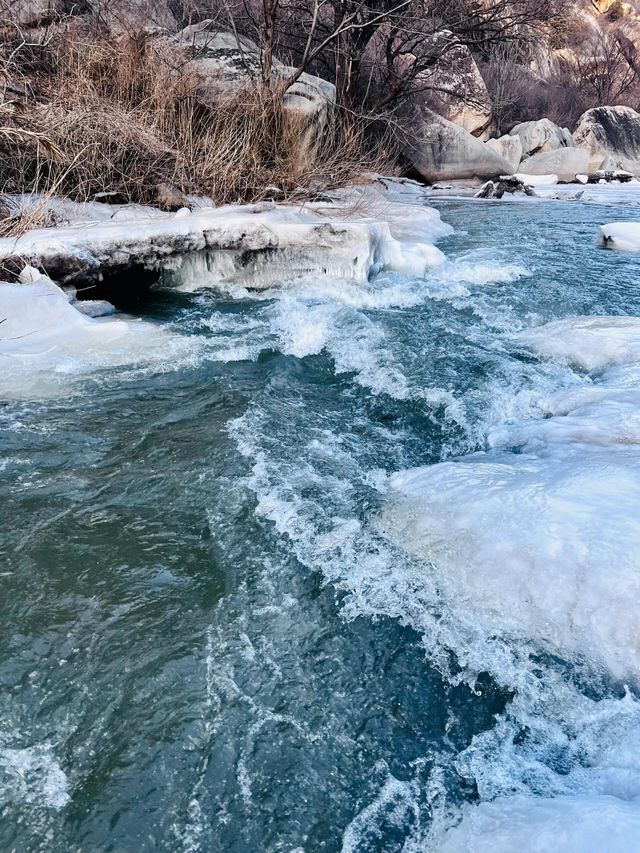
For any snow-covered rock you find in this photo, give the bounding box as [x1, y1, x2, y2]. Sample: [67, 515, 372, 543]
[598, 222, 640, 252]
[475, 176, 536, 198]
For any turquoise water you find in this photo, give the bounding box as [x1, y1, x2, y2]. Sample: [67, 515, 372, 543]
[2, 199, 640, 851]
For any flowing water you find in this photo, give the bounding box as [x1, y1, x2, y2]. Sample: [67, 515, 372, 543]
[2, 197, 640, 851]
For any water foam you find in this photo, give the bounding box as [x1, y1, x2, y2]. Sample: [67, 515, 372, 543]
[381, 312, 640, 847]
[0, 741, 70, 810]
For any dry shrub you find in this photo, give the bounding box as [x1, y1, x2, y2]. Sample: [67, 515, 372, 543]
[480, 52, 593, 133]
[0, 18, 392, 223]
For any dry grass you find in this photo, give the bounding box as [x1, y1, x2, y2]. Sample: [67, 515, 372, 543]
[0, 19, 395, 236]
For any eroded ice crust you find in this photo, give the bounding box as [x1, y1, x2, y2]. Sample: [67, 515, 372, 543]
[385, 447, 640, 682]
[515, 315, 640, 371]
[440, 794, 640, 853]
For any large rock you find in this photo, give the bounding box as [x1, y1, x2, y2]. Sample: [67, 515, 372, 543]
[4, 0, 95, 28]
[161, 22, 336, 168]
[415, 32, 492, 137]
[169, 22, 335, 120]
[404, 109, 513, 183]
[593, 0, 616, 12]
[519, 147, 589, 181]
[573, 106, 640, 173]
[487, 134, 523, 171]
[509, 118, 574, 156]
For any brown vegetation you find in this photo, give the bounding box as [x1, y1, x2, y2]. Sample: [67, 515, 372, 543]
[480, 22, 640, 133]
[0, 5, 394, 232]
[1, 0, 639, 223]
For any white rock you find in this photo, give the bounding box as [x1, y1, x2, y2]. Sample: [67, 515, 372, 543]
[519, 147, 589, 182]
[74, 299, 117, 317]
[486, 135, 523, 171]
[509, 118, 574, 156]
[573, 106, 640, 174]
[414, 31, 492, 137]
[164, 21, 336, 168]
[403, 108, 513, 183]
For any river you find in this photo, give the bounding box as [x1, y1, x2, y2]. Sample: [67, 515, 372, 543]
[2, 195, 640, 851]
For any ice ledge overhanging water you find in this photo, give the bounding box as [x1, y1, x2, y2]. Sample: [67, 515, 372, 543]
[0, 181, 452, 291]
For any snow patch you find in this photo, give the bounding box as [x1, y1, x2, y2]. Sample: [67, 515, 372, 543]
[514, 173, 558, 187]
[0, 273, 180, 398]
[599, 222, 640, 253]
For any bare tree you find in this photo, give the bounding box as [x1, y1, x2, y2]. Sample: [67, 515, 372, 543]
[574, 30, 639, 106]
[219, 0, 568, 117]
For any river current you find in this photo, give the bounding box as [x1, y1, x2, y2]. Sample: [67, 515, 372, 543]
[2, 196, 640, 851]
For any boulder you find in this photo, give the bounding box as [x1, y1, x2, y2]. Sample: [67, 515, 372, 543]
[593, 0, 616, 12]
[509, 118, 574, 156]
[5, 0, 95, 28]
[586, 169, 634, 183]
[573, 106, 640, 173]
[519, 147, 589, 182]
[415, 32, 492, 137]
[403, 109, 514, 183]
[487, 134, 523, 171]
[475, 176, 536, 198]
[169, 22, 335, 121]
[162, 22, 336, 168]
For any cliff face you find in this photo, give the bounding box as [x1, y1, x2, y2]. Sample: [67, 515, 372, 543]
[531, 0, 640, 85]
[464, 0, 640, 138]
